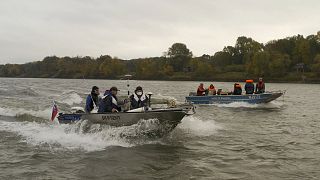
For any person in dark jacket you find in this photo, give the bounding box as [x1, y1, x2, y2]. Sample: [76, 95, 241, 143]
[244, 80, 255, 94]
[255, 77, 265, 94]
[98, 87, 121, 113]
[197, 83, 206, 96]
[233, 83, 242, 95]
[130, 86, 149, 109]
[85, 86, 100, 113]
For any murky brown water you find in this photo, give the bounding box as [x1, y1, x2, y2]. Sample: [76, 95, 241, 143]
[1, 78, 319, 179]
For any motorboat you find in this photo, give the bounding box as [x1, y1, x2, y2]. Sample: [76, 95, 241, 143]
[57, 103, 195, 136]
[185, 91, 284, 104]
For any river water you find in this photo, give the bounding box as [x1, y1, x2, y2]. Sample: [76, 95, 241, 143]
[0, 78, 319, 179]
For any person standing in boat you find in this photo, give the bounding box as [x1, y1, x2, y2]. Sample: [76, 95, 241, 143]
[233, 83, 242, 95]
[197, 83, 206, 96]
[244, 80, 255, 94]
[85, 86, 100, 113]
[255, 77, 265, 94]
[208, 84, 216, 95]
[130, 86, 149, 109]
[98, 87, 121, 113]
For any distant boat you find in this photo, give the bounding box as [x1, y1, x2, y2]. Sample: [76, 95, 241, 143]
[119, 74, 133, 80]
[185, 91, 284, 104]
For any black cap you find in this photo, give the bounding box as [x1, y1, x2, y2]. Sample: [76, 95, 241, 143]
[135, 86, 143, 91]
[92, 86, 99, 91]
[110, 86, 119, 91]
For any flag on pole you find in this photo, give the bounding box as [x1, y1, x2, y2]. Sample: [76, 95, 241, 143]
[51, 101, 59, 121]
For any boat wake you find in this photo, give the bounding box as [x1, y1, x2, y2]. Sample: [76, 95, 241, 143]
[56, 90, 83, 106]
[0, 108, 220, 152]
[154, 93, 177, 101]
[0, 87, 39, 97]
[0, 115, 181, 152]
[209, 100, 285, 109]
[0, 107, 52, 120]
[176, 116, 222, 137]
[0, 120, 134, 151]
[0, 104, 217, 152]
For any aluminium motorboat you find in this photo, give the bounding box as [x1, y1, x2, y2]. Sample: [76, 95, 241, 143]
[185, 91, 284, 104]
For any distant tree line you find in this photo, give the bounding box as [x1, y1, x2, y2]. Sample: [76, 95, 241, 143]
[1, 31, 320, 82]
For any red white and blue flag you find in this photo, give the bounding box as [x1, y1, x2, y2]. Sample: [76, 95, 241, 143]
[51, 101, 58, 121]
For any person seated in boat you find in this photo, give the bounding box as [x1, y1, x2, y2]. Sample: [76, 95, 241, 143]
[197, 83, 206, 96]
[98, 86, 121, 113]
[244, 80, 254, 94]
[104, 89, 110, 96]
[255, 77, 265, 94]
[233, 83, 242, 95]
[208, 84, 216, 95]
[130, 86, 149, 109]
[85, 86, 100, 113]
[216, 89, 222, 95]
[216, 89, 228, 95]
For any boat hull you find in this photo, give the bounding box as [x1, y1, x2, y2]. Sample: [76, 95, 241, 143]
[59, 110, 184, 125]
[185, 92, 283, 104]
[57, 109, 189, 136]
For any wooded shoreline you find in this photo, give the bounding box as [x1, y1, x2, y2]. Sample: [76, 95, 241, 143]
[1, 32, 320, 83]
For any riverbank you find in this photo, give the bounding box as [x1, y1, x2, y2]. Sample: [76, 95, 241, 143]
[1, 72, 319, 84]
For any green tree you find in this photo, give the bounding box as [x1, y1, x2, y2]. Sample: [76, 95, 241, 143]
[269, 53, 291, 77]
[249, 51, 270, 76]
[311, 54, 320, 75]
[166, 43, 193, 72]
[167, 43, 192, 58]
[194, 61, 214, 80]
[162, 64, 174, 76]
[234, 36, 264, 64]
[212, 51, 232, 68]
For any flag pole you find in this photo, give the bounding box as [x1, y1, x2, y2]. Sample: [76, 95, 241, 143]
[51, 100, 59, 122]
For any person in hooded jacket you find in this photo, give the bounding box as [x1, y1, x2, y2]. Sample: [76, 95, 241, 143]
[233, 83, 242, 95]
[130, 86, 149, 109]
[85, 86, 100, 113]
[197, 83, 206, 96]
[244, 80, 255, 94]
[255, 77, 265, 94]
[98, 87, 121, 113]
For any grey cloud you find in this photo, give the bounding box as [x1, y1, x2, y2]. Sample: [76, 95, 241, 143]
[0, 0, 319, 64]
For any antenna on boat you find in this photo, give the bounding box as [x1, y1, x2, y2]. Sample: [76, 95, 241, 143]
[147, 92, 153, 108]
[124, 74, 132, 97]
[124, 74, 133, 111]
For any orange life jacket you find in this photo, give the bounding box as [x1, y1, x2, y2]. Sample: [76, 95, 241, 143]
[257, 82, 264, 89]
[197, 86, 206, 96]
[208, 86, 215, 90]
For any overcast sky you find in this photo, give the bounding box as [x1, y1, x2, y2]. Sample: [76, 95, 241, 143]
[0, 0, 319, 64]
